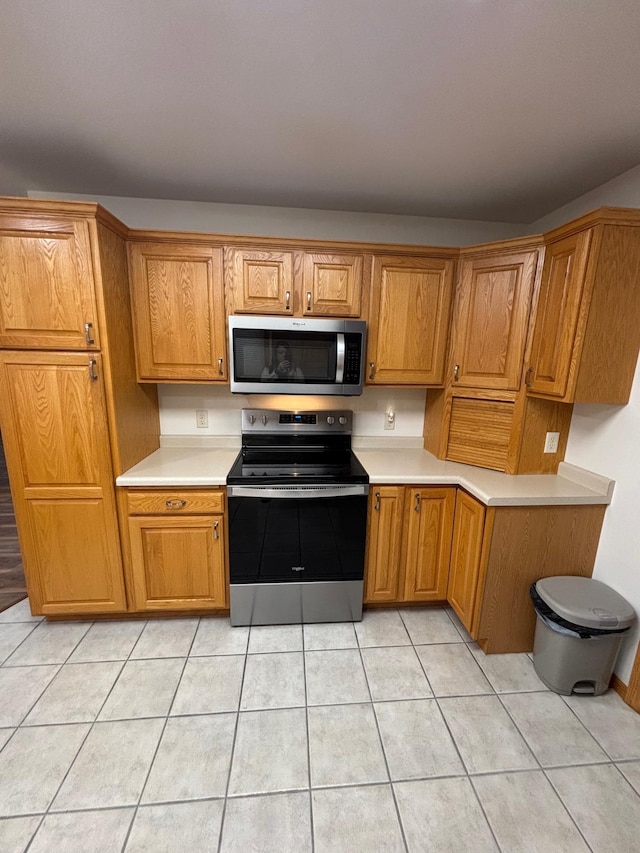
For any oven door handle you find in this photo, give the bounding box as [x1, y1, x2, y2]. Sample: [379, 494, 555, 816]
[335, 333, 345, 384]
[227, 485, 369, 499]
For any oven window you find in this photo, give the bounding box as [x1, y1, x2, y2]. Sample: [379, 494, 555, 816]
[228, 494, 367, 583]
[232, 329, 337, 384]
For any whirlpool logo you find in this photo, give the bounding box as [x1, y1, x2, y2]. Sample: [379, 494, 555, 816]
[291, 566, 305, 572]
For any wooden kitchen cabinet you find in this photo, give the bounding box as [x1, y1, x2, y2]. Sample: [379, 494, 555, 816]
[367, 255, 455, 385]
[527, 213, 640, 404]
[128, 242, 227, 381]
[125, 488, 228, 611]
[447, 490, 487, 635]
[0, 214, 100, 350]
[0, 351, 127, 614]
[225, 246, 365, 317]
[364, 485, 455, 604]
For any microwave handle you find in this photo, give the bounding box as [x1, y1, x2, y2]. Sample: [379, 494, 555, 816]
[336, 333, 345, 383]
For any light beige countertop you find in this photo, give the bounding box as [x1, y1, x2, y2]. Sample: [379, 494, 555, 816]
[116, 436, 614, 506]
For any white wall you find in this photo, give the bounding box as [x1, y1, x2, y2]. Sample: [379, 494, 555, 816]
[529, 163, 640, 681]
[28, 191, 522, 245]
[159, 385, 427, 440]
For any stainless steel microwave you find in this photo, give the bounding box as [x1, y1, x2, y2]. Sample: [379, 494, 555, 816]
[228, 316, 367, 395]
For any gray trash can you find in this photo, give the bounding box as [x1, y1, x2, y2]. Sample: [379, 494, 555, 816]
[530, 576, 635, 696]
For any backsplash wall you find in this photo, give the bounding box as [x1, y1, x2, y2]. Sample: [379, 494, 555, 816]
[158, 385, 427, 438]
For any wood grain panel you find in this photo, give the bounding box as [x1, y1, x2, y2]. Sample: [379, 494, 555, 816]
[528, 230, 593, 398]
[129, 242, 227, 380]
[403, 487, 455, 601]
[225, 248, 294, 314]
[0, 217, 100, 350]
[452, 251, 537, 390]
[26, 499, 126, 614]
[127, 489, 224, 515]
[128, 514, 227, 610]
[477, 504, 605, 653]
[512, 396, 573, 474]
[446, 397, 514, 471]
[368, 256, 454, 385]
[364, 486, 405, 602]
[302, 253, 363, 316]
[447, 491, 486, 634]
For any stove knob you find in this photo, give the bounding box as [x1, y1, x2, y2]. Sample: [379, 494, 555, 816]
[247, 414, 256, 425]
[339, 416, 347, 425]
[326, 416, 335, 425]
[261, 414, 269, 425]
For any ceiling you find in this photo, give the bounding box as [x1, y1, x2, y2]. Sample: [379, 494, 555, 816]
[1, 0, 639, 223]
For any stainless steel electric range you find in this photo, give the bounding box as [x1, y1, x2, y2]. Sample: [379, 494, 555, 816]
[226, 408, 369, 626]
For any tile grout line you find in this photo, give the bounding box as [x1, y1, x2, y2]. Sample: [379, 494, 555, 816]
[356, 611, 410, 853]
[301, 627, 315, 853]
[0, 620, 40, 666]
[215, 625, 252, 853]
[558, 693, 622, 764]
[541, 766, 596, 853]
[119, 618, 201, 853]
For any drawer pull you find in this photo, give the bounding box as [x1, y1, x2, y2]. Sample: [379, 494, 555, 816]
[214, 520, 219, 539]
[306, 291, 312, 311]
[165, 499, 187, 509]
[84, 321, 95, 345]
[218, 357, 224, 375]
[89, 359, 98, 381]
[374, 491, 380, 511]
[525, 366, 534, 388]
[453, 363, 460, 382]
[414, 492, 421, 512]
[369, 362, 376, 380]
[285, 290, 291, 310]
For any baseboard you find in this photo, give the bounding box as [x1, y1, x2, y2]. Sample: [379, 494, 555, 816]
[610, 673, 628, 701]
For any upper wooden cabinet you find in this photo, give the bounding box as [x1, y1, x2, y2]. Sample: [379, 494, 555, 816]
[450, 250, 538, 391]
[225, 247, 364, 317]
[527, 217, 640, 404]
[367, 255, 454, 385]
[302, 253, 363, 316]
[0, 215, 100, 350]
[129, 242, 227, 381]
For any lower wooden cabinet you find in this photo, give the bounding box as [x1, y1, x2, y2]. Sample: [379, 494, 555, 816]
[447, 490, 487, 635]
[365, 485, 455, 604]
[124, 488, 228, 611]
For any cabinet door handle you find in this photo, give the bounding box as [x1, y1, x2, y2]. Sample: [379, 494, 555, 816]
[213, 520, 219, 540]
[525, 367, 534, 388]
[166, 499, 187, 508]
[84, 322, 95, 345]
[306, 291, 312, 311]
[453, 364, 460, 382]
[89, 359, 98, 381]
[369, 362, 376, 380]
[285, 290, 291, 310]
[414, 492, 421, 512]
[218, 357, 224, 375]
[374, 491, 380, 511]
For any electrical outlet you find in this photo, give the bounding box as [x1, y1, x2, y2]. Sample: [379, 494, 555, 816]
[384, 409, 395, 430]
[544, 431, 560, 453]
[196, 409, 209, 429]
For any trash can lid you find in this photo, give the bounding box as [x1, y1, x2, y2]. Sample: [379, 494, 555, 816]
[535, 576, 635, 631]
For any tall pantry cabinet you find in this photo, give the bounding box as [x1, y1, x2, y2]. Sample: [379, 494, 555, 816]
[0, 200, 159, 614]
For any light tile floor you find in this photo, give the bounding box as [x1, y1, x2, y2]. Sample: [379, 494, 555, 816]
[1, 601, 640, 851]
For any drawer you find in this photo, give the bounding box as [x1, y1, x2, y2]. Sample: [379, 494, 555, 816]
[127, 489, 225, 515]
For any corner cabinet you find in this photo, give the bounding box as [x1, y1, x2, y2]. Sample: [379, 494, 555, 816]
[123, 489, 228, 612]
[128, 242, 228, 382]
[364, 485, 455, 604]
[527, 216, 640, 404]
[367, 255, 454, 385]
[0, 352, 127, 614]
[224, 247, 365, 317]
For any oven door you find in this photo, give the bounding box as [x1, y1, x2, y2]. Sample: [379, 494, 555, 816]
[227, 484, 368, 625]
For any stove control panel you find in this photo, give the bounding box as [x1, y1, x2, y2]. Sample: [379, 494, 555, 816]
[242, 409, 353, 433]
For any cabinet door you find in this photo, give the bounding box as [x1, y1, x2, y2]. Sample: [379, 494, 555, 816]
[528, 231, 593, 399]
[364, 486, 405, 602]
[225, 248, 294, 314]
[403, 487, 455, 601]
[128, 514, 227, 611]
[451, 251, 538, 391]
[0, 216, 99, 350]
[0, 351, 126, 614]
[447, 490, 486, 635]
[129, 242, 227, 381]
[368, 256, 454, 384]
[302, 253, 363, 317]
